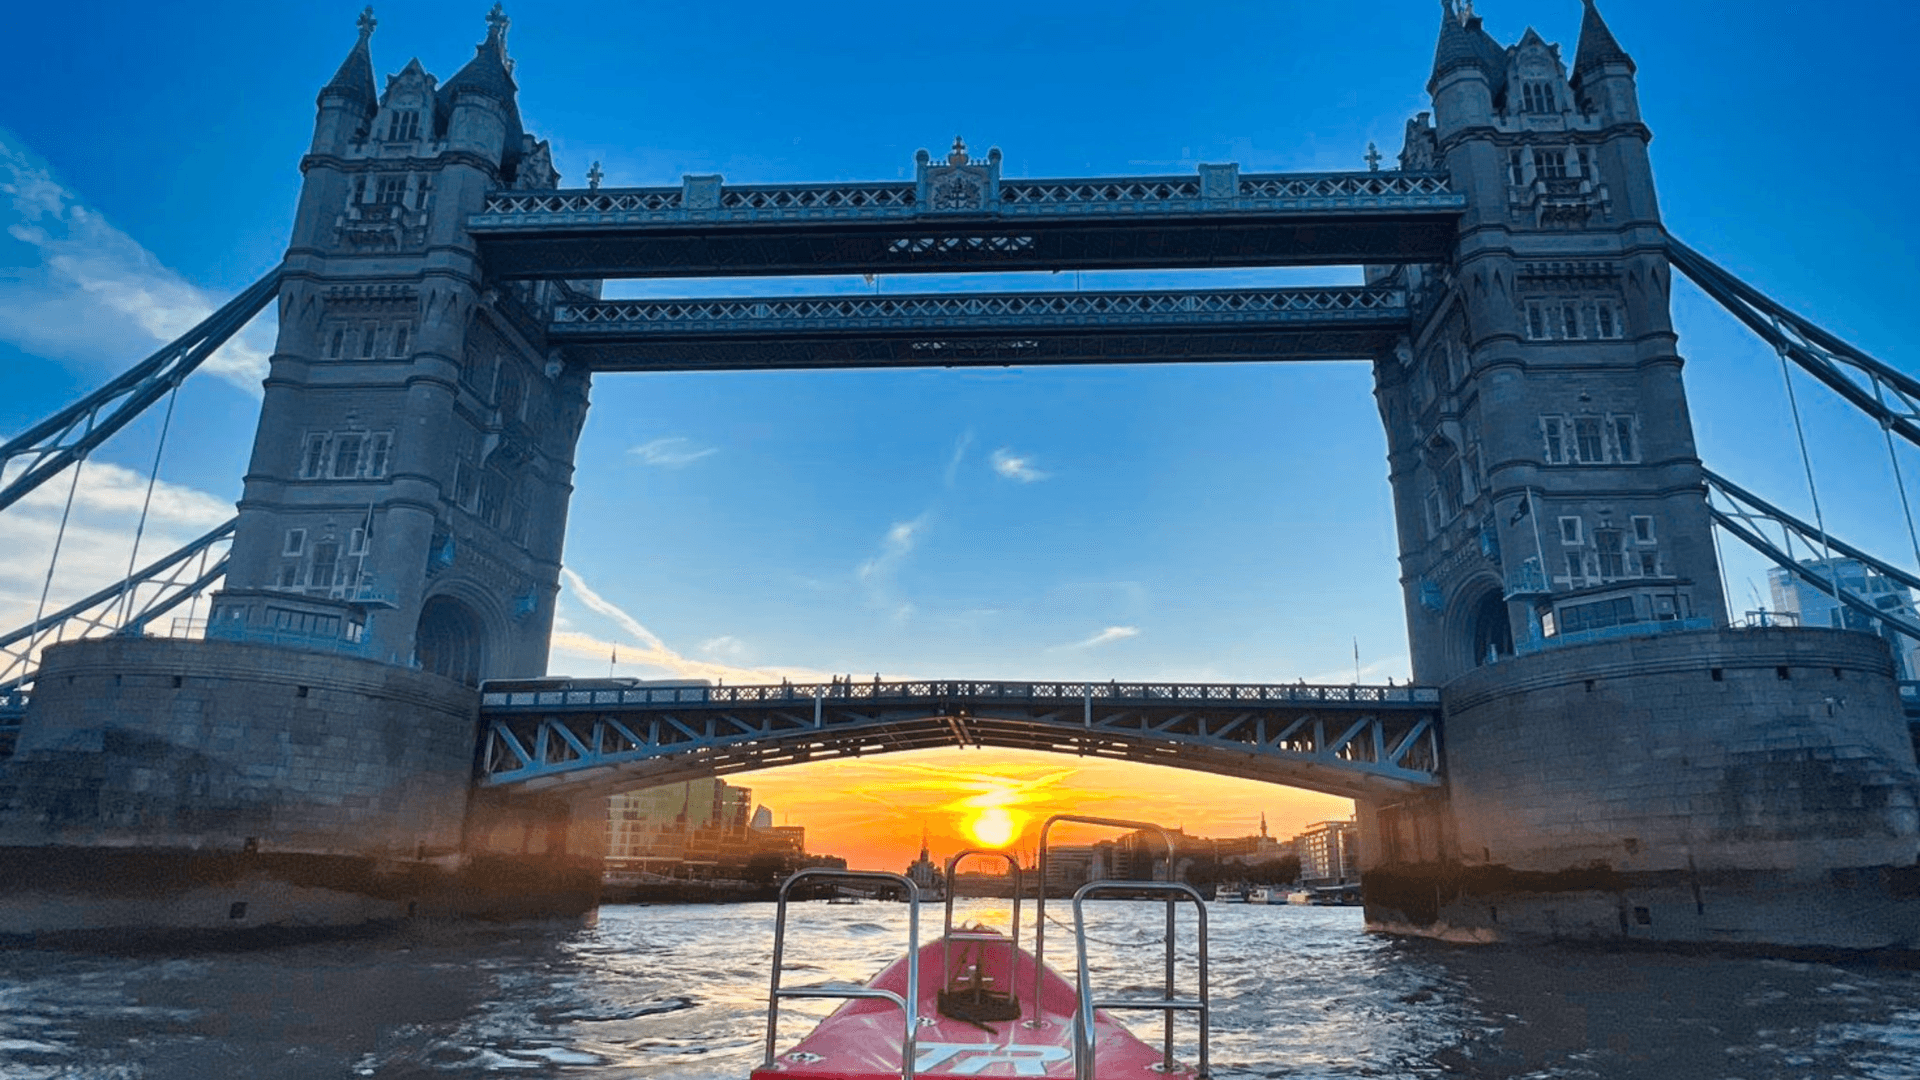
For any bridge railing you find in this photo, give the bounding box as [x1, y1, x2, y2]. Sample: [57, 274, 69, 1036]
[480, 680, 1440, 710]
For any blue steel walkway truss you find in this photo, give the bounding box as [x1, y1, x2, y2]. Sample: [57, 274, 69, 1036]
[478, 680, 1443, 800]
[549, 287, 1408, 371]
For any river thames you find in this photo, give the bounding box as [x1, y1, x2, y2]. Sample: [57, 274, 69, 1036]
[0, 901, 1917, 1079]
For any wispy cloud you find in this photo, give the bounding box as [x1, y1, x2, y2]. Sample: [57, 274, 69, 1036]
[555, 567, 828, 684]
[990, 447, 1048, 483]
[944, 429, 974, 487]
[0, 130, 273, 393]
[1060, 625, 1141, 651]
[856, 512, 929, 619]
[629, 436, 718, 468]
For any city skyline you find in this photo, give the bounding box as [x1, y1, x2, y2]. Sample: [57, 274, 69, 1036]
[2, 1, 1916, 862]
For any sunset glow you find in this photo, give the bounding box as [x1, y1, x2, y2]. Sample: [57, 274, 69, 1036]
[735, 747, 1354, 870]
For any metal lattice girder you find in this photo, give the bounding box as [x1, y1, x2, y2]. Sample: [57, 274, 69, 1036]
[1704, 470, 1920, 642]
[0, 273, 278, 515]
[1668, 238, 1920, 448]
[467, 170, 1462, 279]
[0, 517, 236, 693]
[478, 680, 1443, 799]
[549, 287, 1411, 370]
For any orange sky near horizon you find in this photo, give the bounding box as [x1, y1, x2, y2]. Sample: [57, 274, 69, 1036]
[731, 746, 1353, 871]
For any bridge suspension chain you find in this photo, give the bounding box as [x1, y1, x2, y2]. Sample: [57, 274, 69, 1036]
[0, 270, 278, 515]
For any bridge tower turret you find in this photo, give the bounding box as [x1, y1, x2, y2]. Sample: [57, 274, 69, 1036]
[209, 6, 592, 685]
[1378, 0, 1725, 685]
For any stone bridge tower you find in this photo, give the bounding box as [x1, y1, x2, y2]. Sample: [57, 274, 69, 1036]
[208, 6, 593, 684]
[1376, 0, 1725, 685]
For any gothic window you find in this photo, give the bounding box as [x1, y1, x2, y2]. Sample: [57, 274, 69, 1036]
[1595, 302, 1617, 339]
[1508, 149, 1526, 185]
[1526, 301, 1547, 340]
[1565, 553, 1585, 582]
[1612, 416, 1638, 462]
[301, 434, 329, 478]
[310, 541, 341, 591]
[1559, 516, 1584, 546]
[332, 434, 365, 478]
[1542, 416, 1567, 463]
[361, 322, 380, 358]
[386, 110, 420, 142]
[454, 459, 477, 509]
[1533, 148, 1568, 179]
[276, 563, 301, 588]
[282, 529, 307, 557]
[391, 323, 410, 357]
[1632, 515, 1656, 544]
[1573, 417, 1604, 462]
[1560, 302, 1581, 339]
[412, 177, 432, 211]
[327, 328, 345, 358]
[1595, 529, 1626, 578]
[496, 366, 525, 421]
[478, 470, 508, 529]
[1424, 490, 1444, 539]
[1639, 551, 1661, 577]
[376, 176, 407, 205]
[352, 175, 367, 204]
[366, 433, 392, 478]
[1575, 147, 1593, 180]
[1521, 81, 1556, 114]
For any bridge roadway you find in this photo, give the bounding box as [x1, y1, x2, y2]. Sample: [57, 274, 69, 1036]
[478, 679, 1444, 800]
[468, 166, 1463, 279]
[547, 286, 1408, 371]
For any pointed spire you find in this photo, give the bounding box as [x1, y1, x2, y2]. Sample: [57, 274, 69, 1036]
[321, 7, 378, 107]
[1573, 0, 1636, 78]
[443, 3, 520, 105]
[1430, 0, 1496, 86]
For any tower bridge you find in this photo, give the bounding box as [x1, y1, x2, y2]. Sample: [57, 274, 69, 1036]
[1, 1, 1917, 950]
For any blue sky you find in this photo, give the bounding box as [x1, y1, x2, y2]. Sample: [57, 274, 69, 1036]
[2, 0, 1916, 696]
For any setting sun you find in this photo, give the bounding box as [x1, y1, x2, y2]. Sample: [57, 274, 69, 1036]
[964, 806, 1021, 848]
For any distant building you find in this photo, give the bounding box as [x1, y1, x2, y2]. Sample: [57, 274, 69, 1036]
[905, 831, 943, 894]
[1296, 820, 1359, 885]
[606, 778, 795, 876]
[1042, 844, 1108, 891]
[1768, 559, 1920, 677]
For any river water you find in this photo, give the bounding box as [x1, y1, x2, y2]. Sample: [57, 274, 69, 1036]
[1, 900, 1917, 1079]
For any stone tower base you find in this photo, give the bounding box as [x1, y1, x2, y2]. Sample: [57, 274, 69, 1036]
[0, 638, 601, 944]
[1362, 627, 1920, 953]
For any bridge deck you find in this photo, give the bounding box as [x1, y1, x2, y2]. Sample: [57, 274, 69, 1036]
[549, 287, 1409, 370]
[469, 169, 1463, 279]
[479, 679, 1443, 800]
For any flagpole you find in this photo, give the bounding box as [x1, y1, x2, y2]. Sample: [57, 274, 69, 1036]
[1528, 488, 1548, 592]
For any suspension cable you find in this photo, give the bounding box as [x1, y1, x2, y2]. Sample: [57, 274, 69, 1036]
[115, 377, 184, 629]
[1872, 376, 1920, 575]
[26, 455, 87, 666]
[1774, 326, 1841, 603]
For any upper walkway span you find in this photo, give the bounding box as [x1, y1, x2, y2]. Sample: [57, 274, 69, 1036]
[548, 286, 1408, 370]
[467, 162, 1463, 279]
[478, 678, 1443, 800]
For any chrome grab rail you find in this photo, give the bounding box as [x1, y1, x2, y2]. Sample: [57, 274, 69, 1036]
[941, 849, 1023, 1005]
[1069, 881, 1210, 1080]
[765, 869, 922, 1080]
[1031, 815, 1178, 1030]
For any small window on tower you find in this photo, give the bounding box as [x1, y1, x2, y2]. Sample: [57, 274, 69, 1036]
[1633, 515, 1656, 544]
[283, 529, 307, 557]
[301, 434, 330, 479]
[366, 433, 392, 478]
[327, 328, 345, 359]
[348, 527, 368, 557]
[376, 176, 407, 205]
[1534, 148, 1568, 180]
[391, 323, 410, 358]
[1612, 416, 1638, 462]
[361, 322, 380, 359]
[386, 110, 420, 142]
[333, 434, 365, 478]
[1521, 81, 1555, 114]
[1508, 149, 1525, 185]
[1596, 303, 1617, 339]
[1559, 516, 1584, 546]
[1574, 417, 1604, 462]
[1542, 416, 1566, 464]
[1575, 148, 1593, 179]
[1639, 551, 1661, 577]
[1526, 301, 1546, 341]
[1561, 303, 1582, 340]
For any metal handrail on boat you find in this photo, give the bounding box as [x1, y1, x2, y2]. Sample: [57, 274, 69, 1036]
[1030, 814, 1179, 1030]
[941, 848, 1023, 1011]
[766, 869, 923, 1080]
[1069, 881, 1210, 1080]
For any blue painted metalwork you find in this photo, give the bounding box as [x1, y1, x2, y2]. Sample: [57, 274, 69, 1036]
[0, 517, 237, 693]
[549, 287, 1409, 370]
[467, 154, 1463, 278]
[0, 274, 277, 515]
[478, 679, 1443, 798]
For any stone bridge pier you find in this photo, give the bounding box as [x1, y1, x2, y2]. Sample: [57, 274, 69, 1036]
[0, 637, 600, 942]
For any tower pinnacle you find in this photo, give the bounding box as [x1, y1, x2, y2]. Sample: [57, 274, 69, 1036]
[1573, 0, 1636, 78]
[320, 6, 378, 108]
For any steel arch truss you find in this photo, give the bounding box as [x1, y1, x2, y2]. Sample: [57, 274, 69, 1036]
[0, 275, 277, 515]
[0, 517, 236, 692]
[479, 680, 1443, 799]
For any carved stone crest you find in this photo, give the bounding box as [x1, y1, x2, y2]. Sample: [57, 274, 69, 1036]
[915, 136, 1000, 214]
